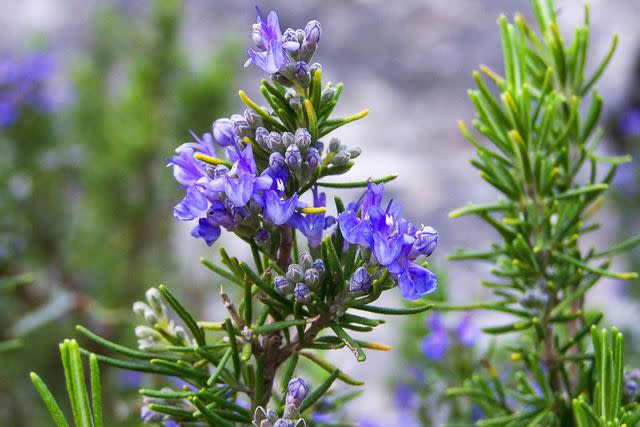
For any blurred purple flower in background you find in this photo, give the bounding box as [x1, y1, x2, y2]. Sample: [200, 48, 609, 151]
[421, 313, 450, 360]
[619, 109, 640, 138]
[0, 51, 54, 127]
[455, 313, 480, 347]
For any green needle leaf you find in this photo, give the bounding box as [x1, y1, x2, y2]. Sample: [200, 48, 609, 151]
[31, 372, 71, 427]
[329, 322, 366, 362]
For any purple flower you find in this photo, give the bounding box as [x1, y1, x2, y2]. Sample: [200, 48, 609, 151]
[409, 226, 439, 258]
[421, 314, 450, 360]
[456, 313, 480, 347]
[173, 184, 208, 221]
[264, 190, 299, 225]
[169, 131, 217, 186]
[191, 218, 221, 246]
[245, 8, 290, 74]
[338, 183, 438, 300]
[398, 263, 437, 300]
[289, 188, 334, 247]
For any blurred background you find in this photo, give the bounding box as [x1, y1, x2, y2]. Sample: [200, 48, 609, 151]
[1, 0, 640, 425]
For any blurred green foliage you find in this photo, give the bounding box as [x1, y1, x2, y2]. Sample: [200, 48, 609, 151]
[0, 0, 237, 425]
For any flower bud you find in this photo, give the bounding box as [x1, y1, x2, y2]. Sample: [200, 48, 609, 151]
[268, 132, 284, 152]
[289, 96, 302, 111]
[254, 228, 270, 247]
[173, 325, 189, 343]
[306, 147, 320, 169]
[304, 268, 320, 290]
[244, 108, 263, 128]
[321, 87, 336, 104]
[347, 146, 362, 159]
[282, 132, 295, 148]
[285, 144, 302, 170]
[212, 118, 236, 147]
[255, 127, 270, 149]
[287, 377, 308, 408]
[312, 259, 325, 279]
[145, 288, 164, 312]
[231, 113, 251, 138]
[305, 20, 322, 45]
[330, 151, 351, 166]
[314, 140, 324, 154]
[623, 370, 640, 404]
[287, 264, 304, 283]
[274, 275, 293, 295]
[328, 138, 341, 153]
[282, 28, 300, 51]
[133, 301, 149, 318]
[135, 325, 158, 339]
[349, 267, 372, 293]
[269, 152, 286, 171]
[299, 251, 313, 270]
[274, 420, 294, 427]
[299, 43, 316, 63]
[294, 283, 311, 303]
[309, 62, 322, 76]
[294, 61, 310, 86]
[295, 128, 312, 152]
[409, 226, 438, 258]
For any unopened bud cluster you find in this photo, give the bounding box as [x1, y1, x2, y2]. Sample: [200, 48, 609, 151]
[253, 377, 308, 427]
[132, 288, 192, 351]
[325, 137, 361, 167]
[255, 127, 322, 180]
[274, 251, 324, 304]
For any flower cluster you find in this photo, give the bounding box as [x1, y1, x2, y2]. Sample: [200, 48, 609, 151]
[421, 313, 479, 361]
[170, 133, 302, 246]
[245, 7, 321, 89]
[253, 378, 308, 427]
[0, 52, 53, 127]
[338, 183, 439, 300]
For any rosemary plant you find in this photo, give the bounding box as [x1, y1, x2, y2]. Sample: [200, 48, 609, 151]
[446, 0, 640, 425]
[32, 6, 439, 427]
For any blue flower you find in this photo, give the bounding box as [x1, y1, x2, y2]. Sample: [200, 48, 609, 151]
[455, 313, 480, 347]
[264, 190, 299, 225]
[173, 184, 208, 221]
[191, 218, 221, 246]
[289, 187, 335, 247]
[421, 314, 450, 360]
[168, 131, 217, 186]
[619, 109, 640, 138]
[338, 183, 438, 300]
[398, 263, 437, 301]
[245, 8, 290, 74]
[0, 52, 54, 127]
